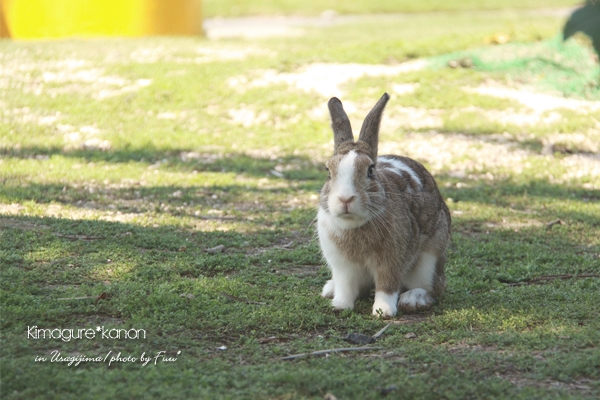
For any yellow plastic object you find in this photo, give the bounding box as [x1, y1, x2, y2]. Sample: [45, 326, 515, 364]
[1, 0, 203, 39]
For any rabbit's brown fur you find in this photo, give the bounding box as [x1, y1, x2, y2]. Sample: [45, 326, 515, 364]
[317, 93, 451, 316]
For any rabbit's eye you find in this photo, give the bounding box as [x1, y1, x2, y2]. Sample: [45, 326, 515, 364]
[325, 167, 331, 178]
[367, 165, 375, 178]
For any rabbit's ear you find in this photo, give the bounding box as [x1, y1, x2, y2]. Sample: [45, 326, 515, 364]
[328, 97, 354, 154]
[358, 93, 390, 160]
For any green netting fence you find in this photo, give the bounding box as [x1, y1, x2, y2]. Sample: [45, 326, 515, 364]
[431, 35, 600, 100]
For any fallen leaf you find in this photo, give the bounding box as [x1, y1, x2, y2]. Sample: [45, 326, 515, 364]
[342, 333, 375, 345]
[379, 385, 398, 396]
[546, 219, 565, 230]
[95, 292, 111, 303]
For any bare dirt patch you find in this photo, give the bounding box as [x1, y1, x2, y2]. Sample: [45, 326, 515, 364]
[230, 61, 426, 98]
[379, 131, 600, 187]
[127, 45, 272, 64]
[0, 55, 151, 100]
[466, 85, 600, 114]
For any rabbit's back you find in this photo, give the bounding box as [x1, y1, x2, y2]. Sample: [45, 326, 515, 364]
[377, 155, 451, 239]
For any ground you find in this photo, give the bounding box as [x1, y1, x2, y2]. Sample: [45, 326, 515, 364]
[1, 2, 599, 399]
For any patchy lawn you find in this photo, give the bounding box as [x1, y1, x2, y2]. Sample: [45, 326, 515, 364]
[1, 4, 599, 400]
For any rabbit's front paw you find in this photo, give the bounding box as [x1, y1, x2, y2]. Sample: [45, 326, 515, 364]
[372, 291, 399, 318]
[321, 279, 335, 298]
[331, 295, 355, 310]
[399, 288, 434, 313]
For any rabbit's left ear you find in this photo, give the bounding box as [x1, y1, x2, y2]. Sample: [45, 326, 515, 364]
[358, 93, 390, 160]
[328, 97, 355, 155]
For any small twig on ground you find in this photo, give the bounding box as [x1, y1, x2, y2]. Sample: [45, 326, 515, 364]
[56, 296, 97, 301]
[270, 169, 284, 178]
[546, 219, 565, 230]
[280, 240, 295, 249]
[198, 216, 237, 221]
[46, 257, 71, 266]
[506, 273, 600, 287]
[57, 292, 111, 302]
[280, 346, 383, 361]
[218, 292, 267, 306]
[258, 336, 290, 344]
[53, 233, 105, 241]
[372, 322, 393, 340]
[293, 264, 321, 268]
[205, 244, 225, 254]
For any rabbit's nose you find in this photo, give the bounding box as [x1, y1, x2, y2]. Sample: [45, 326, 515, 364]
[338, 196, 355, 205]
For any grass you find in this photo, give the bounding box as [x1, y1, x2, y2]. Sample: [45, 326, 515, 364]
[204, 0, 581, 17]
[1, 3, 600, 400]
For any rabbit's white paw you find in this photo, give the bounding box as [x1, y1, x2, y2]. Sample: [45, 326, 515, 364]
[372, 291, 399, 318]
[331, 283, 357, 309]
[331, 295, 355, 310]
[399, 288, 433, 313]
[321, 279, 335, 298]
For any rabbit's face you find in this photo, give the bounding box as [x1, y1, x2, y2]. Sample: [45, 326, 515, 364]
[320, 150, 385, 229]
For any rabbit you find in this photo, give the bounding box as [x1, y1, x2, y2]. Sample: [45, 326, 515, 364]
[317, 93, 451, 317]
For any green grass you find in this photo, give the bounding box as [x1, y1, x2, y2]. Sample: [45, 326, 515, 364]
[1, 3, 600, 400]
[204, 0, 581, 17]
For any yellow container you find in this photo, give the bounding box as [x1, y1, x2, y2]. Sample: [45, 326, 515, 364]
[1, 0, 203, 39]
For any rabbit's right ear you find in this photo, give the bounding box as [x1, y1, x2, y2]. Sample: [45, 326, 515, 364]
[328, 97, 354, 155]
[357, 93, 389, 161]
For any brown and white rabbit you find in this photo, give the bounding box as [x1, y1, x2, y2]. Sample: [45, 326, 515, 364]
[318, 93, 451, 317]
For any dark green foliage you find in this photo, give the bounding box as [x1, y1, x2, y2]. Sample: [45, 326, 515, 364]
[1, 4, 600, 399]
[564, 1, 600, 61]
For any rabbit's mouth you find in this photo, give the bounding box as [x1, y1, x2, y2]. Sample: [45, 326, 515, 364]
[337, 211, 362, 221]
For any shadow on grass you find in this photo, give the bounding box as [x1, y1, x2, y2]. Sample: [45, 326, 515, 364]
[2, 145, 599, 334]
[0, 214, 323, 331]
[1, 203, 599, 400]
[2, 176, 597, 229]
[0, 145, 326, 183]
[0, 181, 319, 216]
[1, 211, 597, 340]
[0, 145, 326, 224]
[439, 174, 600, 223]
[426, 124, 600, 158]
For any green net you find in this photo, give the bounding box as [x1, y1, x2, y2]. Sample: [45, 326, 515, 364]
[431, 35, 600, 100]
